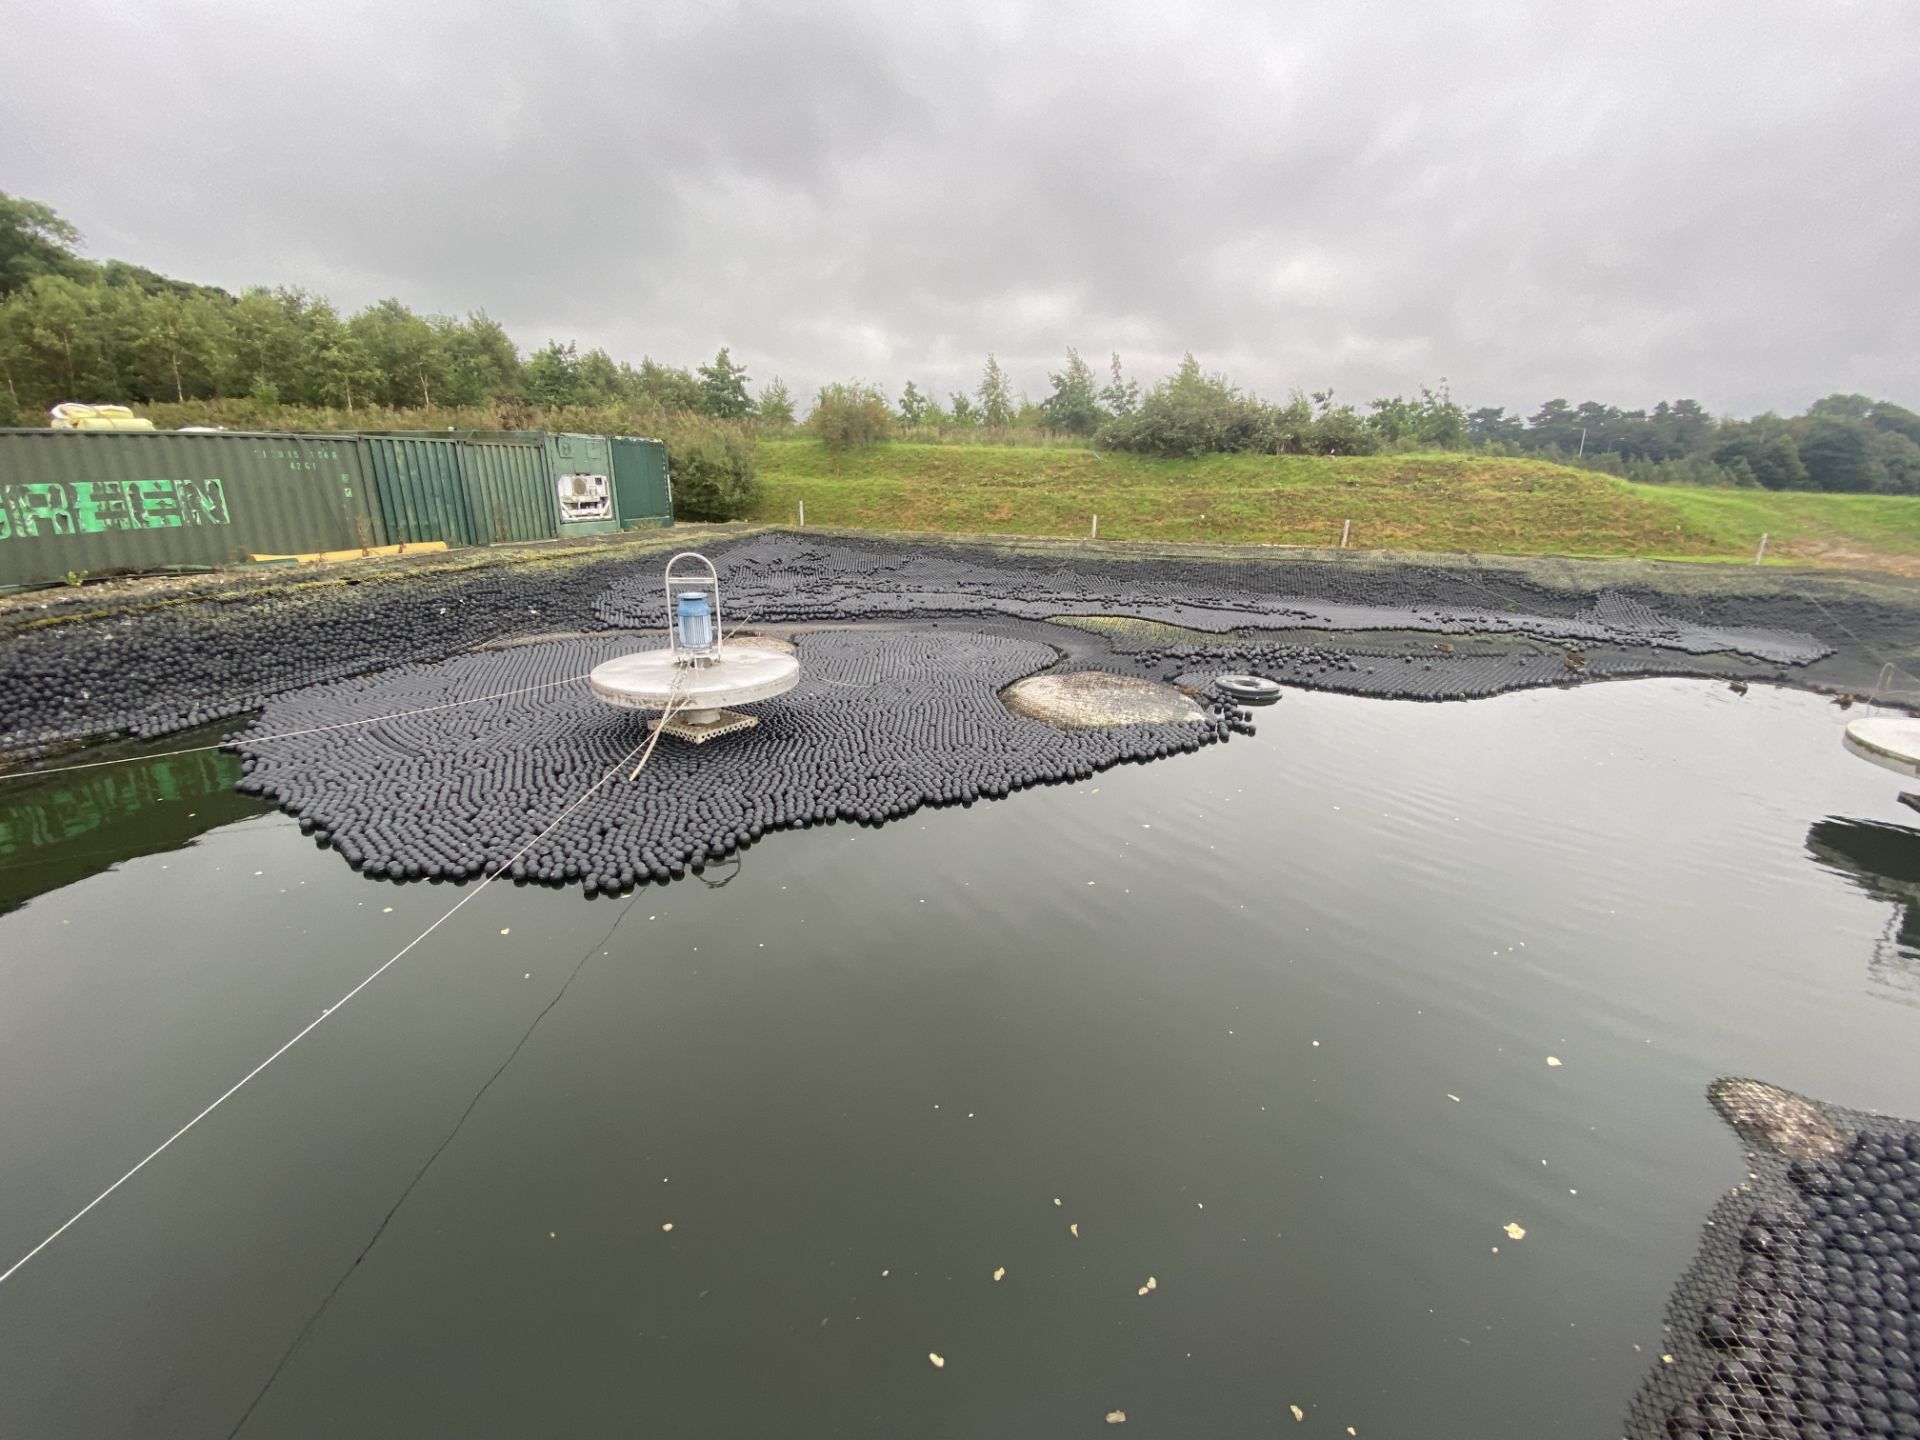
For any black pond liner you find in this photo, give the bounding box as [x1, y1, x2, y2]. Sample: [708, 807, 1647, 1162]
[232, 629, 1231, 895]
[597, 533, 1836, 666]
[1625, 1086, 1920, 1440]
[0, 531, 1853, 763]
[0, 551, 648, 759]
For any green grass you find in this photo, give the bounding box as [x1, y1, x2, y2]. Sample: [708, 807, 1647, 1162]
[751, 440, 1920, 571]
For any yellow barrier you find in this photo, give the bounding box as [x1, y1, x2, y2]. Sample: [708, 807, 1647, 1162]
[247, 542, 450, 565]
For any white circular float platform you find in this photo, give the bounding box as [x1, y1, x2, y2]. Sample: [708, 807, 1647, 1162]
[1843, 716, 1920, 780]
[589, 648, 801, 738]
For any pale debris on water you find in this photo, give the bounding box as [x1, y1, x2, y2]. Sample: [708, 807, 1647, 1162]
[661, 1222, 674, 1232]
[1503, 1222, 1526, 1240]
[1053, 1197, 1062, 1206]
[1106, 1411, 1126, 1424]
[1546, 1056, 1562, 1067]
[1291, 1404, 1305, 1422]
[500, 927, 510, 935]
[993, 1267, 1005, 1282]
[929, 1353, 945, 1369]
[1070, 1223, 1080, 1237]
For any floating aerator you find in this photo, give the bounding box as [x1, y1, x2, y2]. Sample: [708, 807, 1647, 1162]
[589, 551, 801, 742]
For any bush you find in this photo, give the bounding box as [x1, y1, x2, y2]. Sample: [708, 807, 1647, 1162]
[809, 382, 893, 455]
[661, 418, 759, 521]
[1097, 356, 1273, 457]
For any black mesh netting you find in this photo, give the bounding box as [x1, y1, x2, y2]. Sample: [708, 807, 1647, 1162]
[232, 629, 1229, 893]
[1626, 1083, 1920, 1440]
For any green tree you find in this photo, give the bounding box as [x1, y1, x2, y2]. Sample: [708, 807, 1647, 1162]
[442, 311, 521, 405]
[524, 340, 583, 407]
[1466, 406, 1524, 446]
[1797, 416, 1883, 492]
[1866, 401, 1920, 447]
[1711, 421, 1808, 491]
[1808, 393, 1875, 422]
[0, 300, 32, 415]
[351, 298, 449, 408]
[130, 290, 226, 402]
[697, 346, 753, 419]
[1042, 348, 1102, 434]
[661, 417, 760, 520]
[0, 191, 85, 296]
[809, 382, 893, 456]
[756, 376, 796, 427]
[631, 357, 704, 412]
[576, 347, 622, 406]
[948, 391, 980, 426]
[1869, 428, 1920, 495]
[1098, 354, 1273, 457]
[1525, 398, 1581, 452]
[976, 354, 1014, 427]
[306, 302, 380, 413]
[897, 380, 938, 425]
[1099, 352, 1139, 418]
[13, 274, 110, 398]
[225, 287, 310, 399]
[1366, 383, 1465, 448]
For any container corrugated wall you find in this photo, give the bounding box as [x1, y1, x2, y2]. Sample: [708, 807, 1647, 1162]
[362, 436, 475, 547]
[0, 430, 378, 587]
[459, 437, 557, 545]
[609, 437, 673, 528]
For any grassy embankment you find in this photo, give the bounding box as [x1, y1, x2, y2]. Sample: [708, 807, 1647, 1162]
[751, 439, 1920, 571]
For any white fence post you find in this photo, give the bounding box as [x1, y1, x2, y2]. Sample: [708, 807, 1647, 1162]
[1340, 519, 1351, 550]
[1754, 532, 1768, 565]
[1091, 513, 1098, 539]
[798, 499, 805, 527]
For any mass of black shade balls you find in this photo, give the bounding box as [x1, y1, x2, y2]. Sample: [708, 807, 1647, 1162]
[233, 630, 1235, 895]
[597, 534, 1835, 666]
[1630, 1121, 1920, 1440]
[0, 531, 1856, 764]
[0, 553, 647, 759]
[1163, 639, 1772, 703]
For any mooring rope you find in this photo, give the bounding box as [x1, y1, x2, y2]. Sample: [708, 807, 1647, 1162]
[0, 674, 597, 783]
[629, 674, 691, 781]
[221, 891, 647, 1437]
[0, 725, 656, 1288]
[4, 623, 764, 784]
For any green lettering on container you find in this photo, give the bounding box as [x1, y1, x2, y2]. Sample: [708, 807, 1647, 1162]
[0, 479, 232, 541]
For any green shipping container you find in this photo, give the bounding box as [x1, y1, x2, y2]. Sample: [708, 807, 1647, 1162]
[609, 437, 673, 528]
[0, 429, 378, 588]
[548, 433, 620, 537]
[458, 435, 559, 545]
[362, 435, 475, 547]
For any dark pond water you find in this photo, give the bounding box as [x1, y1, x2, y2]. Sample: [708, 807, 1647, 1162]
[2, 679, 1917, 1439]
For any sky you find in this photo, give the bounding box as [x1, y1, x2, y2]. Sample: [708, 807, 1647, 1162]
[5, 0, 1916, 418]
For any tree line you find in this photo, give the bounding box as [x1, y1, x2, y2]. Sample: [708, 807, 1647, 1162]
[4, 191, 1917, 497]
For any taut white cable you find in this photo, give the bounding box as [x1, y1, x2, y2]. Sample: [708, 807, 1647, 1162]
[0, 727, 651, 1287]
[0, 674, 595, 782]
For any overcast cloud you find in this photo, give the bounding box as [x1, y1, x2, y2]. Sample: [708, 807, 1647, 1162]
[5, 0, 1915, 416]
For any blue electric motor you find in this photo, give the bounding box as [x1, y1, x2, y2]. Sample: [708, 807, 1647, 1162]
[675, 589, 715, 654]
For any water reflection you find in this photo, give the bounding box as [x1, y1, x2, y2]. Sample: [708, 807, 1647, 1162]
[0, 739, 267, 914]
[1805, 816, 1920, 995]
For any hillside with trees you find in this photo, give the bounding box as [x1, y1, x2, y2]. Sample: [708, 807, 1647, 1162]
[4, 190, 1917, 500]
